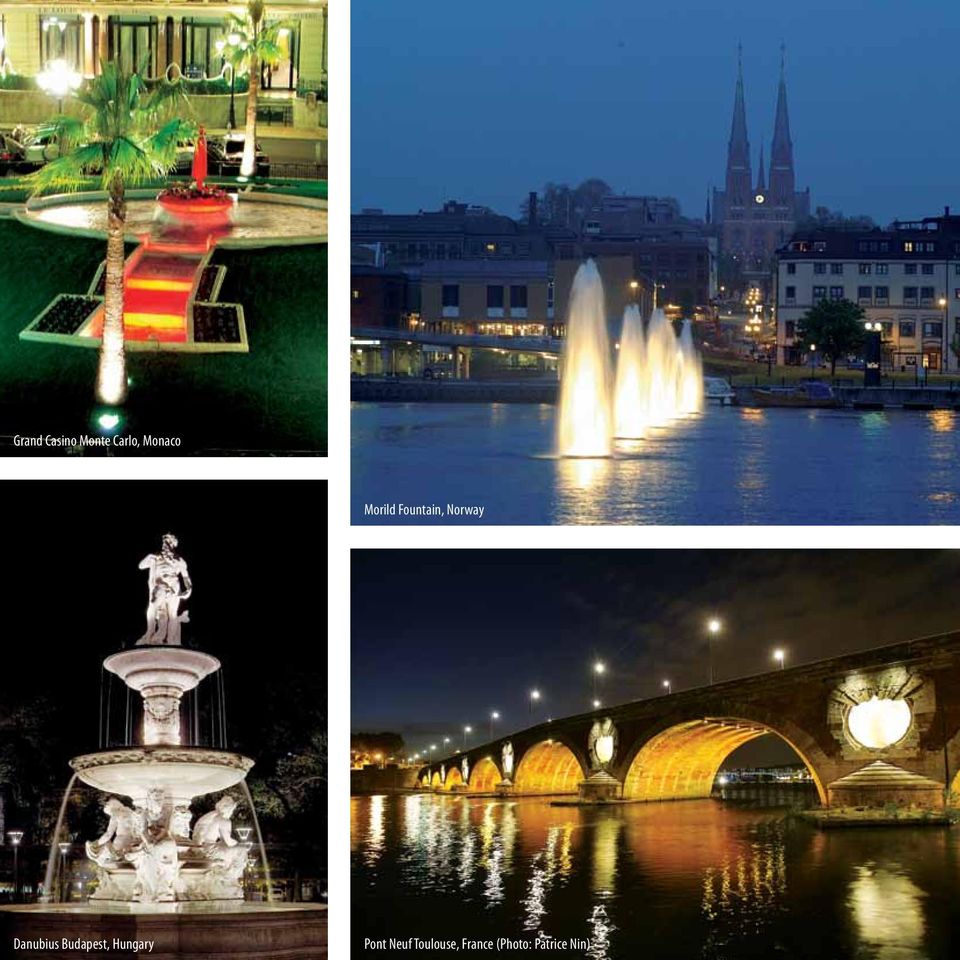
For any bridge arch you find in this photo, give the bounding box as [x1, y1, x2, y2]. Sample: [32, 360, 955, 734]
[469, 756, 502, 792]
[430, 770, 442, 789]
[619, 717, 827, 805]
[514, 737, 589, 795]
[444, 765, 464, 790]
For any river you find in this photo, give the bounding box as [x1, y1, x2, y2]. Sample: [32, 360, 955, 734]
[351, 792, 959, 959]
[351, 403, 960, 524]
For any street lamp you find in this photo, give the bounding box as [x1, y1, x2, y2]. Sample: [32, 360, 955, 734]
[489, 711, 500, 740]
[707, 618, 722, 684]
[443, 737, 451, 748]
[808, 343, 817, 379]
[592, 698, 601, 709]
[36, 59, 81, 114]
[773, 649, 785, 670]
[57, 841, 70, 902]
[529, 688, 541, 719]
[8, 830, 23, 903]
[939, 296, 949, 374]
[592, 660, 605, 700]
[463, 725, 472, 749]
[662, 679, 672, 695]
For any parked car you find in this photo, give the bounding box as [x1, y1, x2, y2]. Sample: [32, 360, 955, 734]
[9, 125, 60, 164]
[207, 134, 270, 178]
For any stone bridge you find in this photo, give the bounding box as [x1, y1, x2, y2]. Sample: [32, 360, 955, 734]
[417, 631, 960, 809]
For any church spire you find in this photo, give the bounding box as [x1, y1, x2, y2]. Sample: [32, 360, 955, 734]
[769, 42, 795, 204]
[724, 42, 752, 206]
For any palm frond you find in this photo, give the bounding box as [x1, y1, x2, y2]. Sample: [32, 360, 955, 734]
[25, 144, 106, 196]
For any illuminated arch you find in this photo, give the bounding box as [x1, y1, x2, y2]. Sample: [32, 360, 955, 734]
[469, 756, 501, 792]
[622, 719, 826, 804]
[430, 771, 442, 789]
[444, 765, 464, 790]
[420, 773, 430, 788]
[514, 739, 587, 794]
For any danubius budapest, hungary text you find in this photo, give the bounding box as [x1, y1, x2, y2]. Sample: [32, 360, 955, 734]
[364, 937, 592, 952]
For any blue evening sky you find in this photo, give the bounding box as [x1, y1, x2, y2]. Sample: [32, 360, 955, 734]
[352, 0, 960, 224]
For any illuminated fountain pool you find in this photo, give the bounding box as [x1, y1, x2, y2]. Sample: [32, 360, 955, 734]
[18, 191, 328, 246]
[15, 189, 326, 352]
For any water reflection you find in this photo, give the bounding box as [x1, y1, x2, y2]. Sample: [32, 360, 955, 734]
[848, 863, 926, 959]
[365, 794, 385, 866]
[352, 794, 956, 958]
[354, 403, 960, 524]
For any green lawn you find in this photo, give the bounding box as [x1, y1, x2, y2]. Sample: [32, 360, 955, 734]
[0, 219, 327, 454]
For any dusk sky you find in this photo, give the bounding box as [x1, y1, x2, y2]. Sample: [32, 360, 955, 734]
[352, 550, 960, 765]
[352, 0, 960, 225]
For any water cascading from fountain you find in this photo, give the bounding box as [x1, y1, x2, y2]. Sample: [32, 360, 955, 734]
[677, 319, 705, 415]
[643, 308, 681, 427]
[557, 260, 614, 457]
[612, 304, 647, 439]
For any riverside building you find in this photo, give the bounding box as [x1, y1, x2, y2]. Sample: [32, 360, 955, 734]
[775, 210, 960, 372]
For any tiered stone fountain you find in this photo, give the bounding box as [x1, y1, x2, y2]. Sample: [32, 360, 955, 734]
[73, 533, 252, 907]
[0, 535, 327, 958]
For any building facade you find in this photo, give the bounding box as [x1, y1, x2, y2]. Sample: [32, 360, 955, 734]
[712, 49, 810, 287]
[0, 1, 327, 91]
[776, 212, 960, 372]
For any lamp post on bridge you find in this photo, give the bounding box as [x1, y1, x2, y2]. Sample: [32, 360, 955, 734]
[707, 617, 722, 684]
[462, 725, 472, 749]
[529, 689, 541, 720]
[662, 679, 672, 695]
[773, 649, 785, 671]
[592, 661, 605, 703]
[489, 711, 499, 740]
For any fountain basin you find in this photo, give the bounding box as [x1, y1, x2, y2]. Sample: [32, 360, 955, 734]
[104, 648, 221, 695]
[71, 747, 253, 803]
[0, 903, 327, 959]
[157, 192, 235, 220]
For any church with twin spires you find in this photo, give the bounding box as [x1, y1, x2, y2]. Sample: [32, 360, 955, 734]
[711, 48, 810, 276]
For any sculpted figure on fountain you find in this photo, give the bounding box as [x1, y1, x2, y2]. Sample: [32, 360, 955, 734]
[128, 788, 183, 902]
[191, 796, 251, 898]
[137, 534, 193, 646]
[86, 797, 140, 866]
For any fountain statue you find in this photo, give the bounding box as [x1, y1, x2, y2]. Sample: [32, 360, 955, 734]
[138, 533, 193, 646]
[0, 535, 328, 959]
[68, 534, 254, 906]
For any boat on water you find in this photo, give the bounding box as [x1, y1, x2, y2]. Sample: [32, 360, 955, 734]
[742, 380, 838, 408]
[704, 377, 736, 405]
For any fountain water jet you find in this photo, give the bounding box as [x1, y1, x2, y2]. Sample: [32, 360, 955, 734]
[613, 304, 648, 439]
[557, 260, 614, 457]
[678, 319, 705, 415]
[643, 309, 681, 428]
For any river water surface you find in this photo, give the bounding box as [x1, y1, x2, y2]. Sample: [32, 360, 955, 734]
[351, 403, 960, 524]
[352, 793, 959, 959]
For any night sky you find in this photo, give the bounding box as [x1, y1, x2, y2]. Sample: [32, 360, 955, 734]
[352, 0, 960, 224]
[352, 550, 960, 766]
[1, 480, 327, 765]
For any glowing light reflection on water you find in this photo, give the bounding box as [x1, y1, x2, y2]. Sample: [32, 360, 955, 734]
[352, 403, 960, 524]
[352, 795, 958, 958]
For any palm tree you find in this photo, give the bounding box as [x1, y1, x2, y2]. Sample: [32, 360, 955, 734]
[224, 0, 285, 178]
[28, 62, 192, 406]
